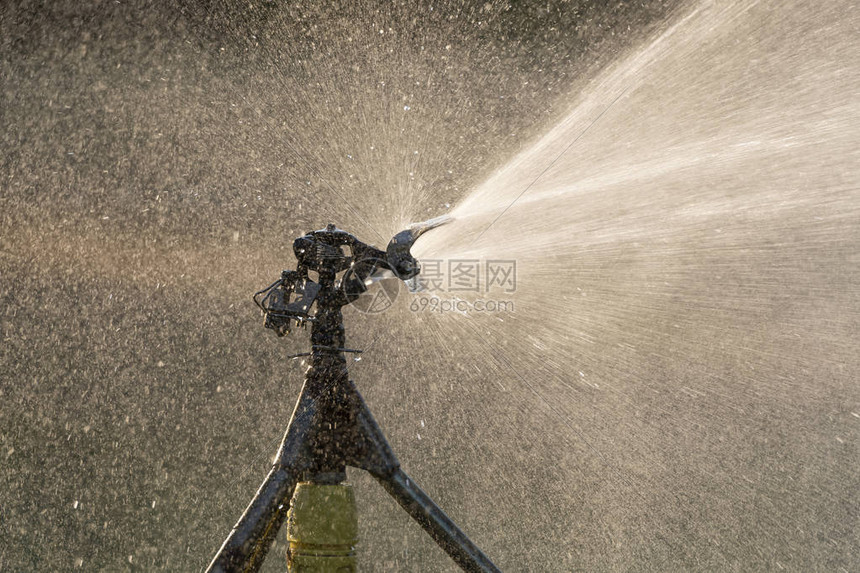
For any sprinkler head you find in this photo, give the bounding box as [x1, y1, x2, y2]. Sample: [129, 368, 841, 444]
[254, 218, 452, 336]
[386, 215, 452, 279]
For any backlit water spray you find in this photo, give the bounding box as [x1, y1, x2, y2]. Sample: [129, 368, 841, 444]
[401, 0, 858, 569]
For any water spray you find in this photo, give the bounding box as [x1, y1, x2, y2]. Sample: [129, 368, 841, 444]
[206, 217, 500, 573]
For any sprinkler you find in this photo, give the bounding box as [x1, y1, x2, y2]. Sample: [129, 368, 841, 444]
[206, 217, 500, 573]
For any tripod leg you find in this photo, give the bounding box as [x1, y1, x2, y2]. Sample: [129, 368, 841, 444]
[206, 390, 319, 573]
[344, 382, 500, 572]
[375, 468, 502, 573]
[206, 466, 299, 573]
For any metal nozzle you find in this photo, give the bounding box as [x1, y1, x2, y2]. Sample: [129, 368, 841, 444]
[386, 215, 453, 279]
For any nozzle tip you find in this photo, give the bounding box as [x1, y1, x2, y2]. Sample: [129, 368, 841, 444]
[408, 214, 453, 233]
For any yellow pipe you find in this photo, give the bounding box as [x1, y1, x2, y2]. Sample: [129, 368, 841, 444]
[286, 483, 358, 572]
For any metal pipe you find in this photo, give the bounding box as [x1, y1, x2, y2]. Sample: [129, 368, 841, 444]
[286, 483, 358, 573]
